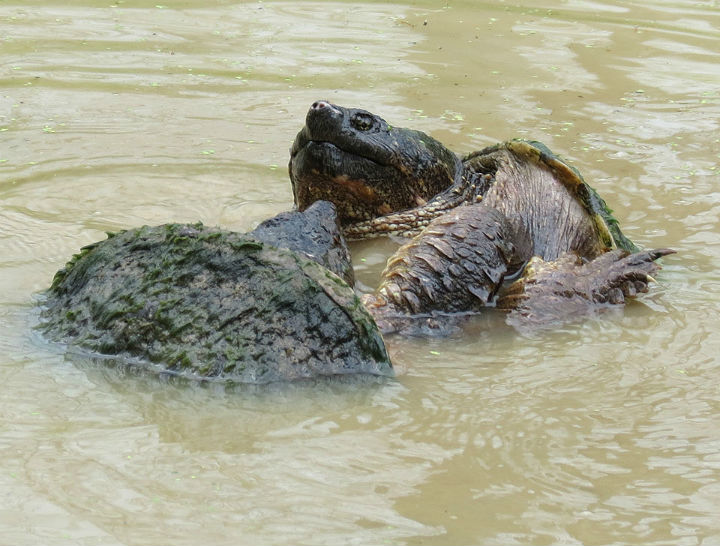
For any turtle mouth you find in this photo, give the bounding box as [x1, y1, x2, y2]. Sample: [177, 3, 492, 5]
[289, 140, 387, 206]
[289, 138, 385, 179]
[289, 129, 393, 169]
[289, 138, 402, 225]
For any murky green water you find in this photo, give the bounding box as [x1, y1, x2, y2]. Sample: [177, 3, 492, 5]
[2, 1, 719, 544]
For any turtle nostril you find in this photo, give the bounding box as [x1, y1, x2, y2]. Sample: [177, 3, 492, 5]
[306, 101, 342, 129]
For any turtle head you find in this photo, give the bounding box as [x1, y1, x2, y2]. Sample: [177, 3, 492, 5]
[289, 101, 461, 226]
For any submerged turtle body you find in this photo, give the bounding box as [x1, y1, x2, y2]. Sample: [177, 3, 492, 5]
[39, 202, 392, 383]
[290, 101, 672, 330]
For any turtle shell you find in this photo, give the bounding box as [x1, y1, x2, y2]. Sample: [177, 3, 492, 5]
[469, 139, 638, 253]
[39, 222, 392, 384]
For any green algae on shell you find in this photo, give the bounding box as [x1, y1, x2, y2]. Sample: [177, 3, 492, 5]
[39, 223, 392, 384]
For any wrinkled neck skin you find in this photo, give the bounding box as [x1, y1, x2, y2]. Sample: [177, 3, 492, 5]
[289, 101, 462, 239]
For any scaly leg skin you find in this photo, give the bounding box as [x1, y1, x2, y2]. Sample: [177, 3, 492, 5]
[497, 248, 676, 331]
[363, 204, 523, 335]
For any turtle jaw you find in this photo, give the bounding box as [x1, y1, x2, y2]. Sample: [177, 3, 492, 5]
[289, 140, 410, 225]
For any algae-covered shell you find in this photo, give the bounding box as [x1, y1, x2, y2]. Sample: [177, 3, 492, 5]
[39, 223, 392, 384]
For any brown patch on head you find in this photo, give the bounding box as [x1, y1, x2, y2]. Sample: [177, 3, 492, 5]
[332, 175, 379, 202]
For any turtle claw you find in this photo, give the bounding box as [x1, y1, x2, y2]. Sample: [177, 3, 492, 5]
[589, 248, 675, 304]
[498, 248, 674, 330]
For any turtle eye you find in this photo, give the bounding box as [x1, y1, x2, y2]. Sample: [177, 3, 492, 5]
[350, 113, 374, 132]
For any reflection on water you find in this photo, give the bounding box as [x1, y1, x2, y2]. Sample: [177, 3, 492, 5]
[2, 0, 720, 544]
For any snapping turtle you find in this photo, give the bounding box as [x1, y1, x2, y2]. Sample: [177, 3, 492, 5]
[39, 102, 672, 381]
[38, 201, 391, 383]
[290, 101, 673, 330]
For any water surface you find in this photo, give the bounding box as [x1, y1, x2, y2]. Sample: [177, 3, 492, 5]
[2, 1, 719, 544]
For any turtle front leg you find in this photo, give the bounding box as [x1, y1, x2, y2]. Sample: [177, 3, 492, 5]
[363, 204, 522, 334]
[497, 248, 675, 330]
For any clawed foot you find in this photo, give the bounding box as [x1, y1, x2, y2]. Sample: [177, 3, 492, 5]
[497, 248, 675, 329]
[585, 248, 676, 304]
